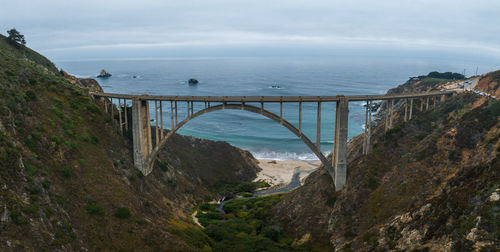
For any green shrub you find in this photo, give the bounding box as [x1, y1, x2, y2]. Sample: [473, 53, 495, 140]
[262, 225, 281, 241]
[86, 204, 104, 216]
[385, 123, 402, 139]
[50, 105, 65, 119]
[236, 182, 257, 193]
[41, 180, 51, 189]
[35, 125, 47, 132]
[10, 210, 26, 225]
[43, 207, 54, 218]
[414, 132, 428, 140]
[30, 195, 39, 202]
[136, 170, 144, 179]
[89, 135, 99, 145]
[24, 138, 37, 151]
[31, 133, 41, 141]
[50, 135, 63, 145]
[86, 104, 101, 114]
[367, 176, 377, 188]
[53, 98, 63, 109]
[23, 203, 39, 217]
[78, 159, 86, 166]
[114, 206, 131, 219]
[199, 203, 212, 211]
[24, 90, 37, 101]
[25, 163, 38, 177]
[28, 186, 40, 194]
[69, 99, 79, 109]
[237, 192, 254, 197]
[61, 167, 71, 178]
[65, 141, 77, 150]
[157, 160, 169, 172]
[489, 101, 500, 117]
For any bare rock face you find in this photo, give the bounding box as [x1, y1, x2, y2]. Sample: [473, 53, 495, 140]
[476, 70, 500, 97]
[61, 71, 103, 92]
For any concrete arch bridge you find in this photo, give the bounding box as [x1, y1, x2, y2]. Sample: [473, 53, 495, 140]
[91, 91, 454, 191]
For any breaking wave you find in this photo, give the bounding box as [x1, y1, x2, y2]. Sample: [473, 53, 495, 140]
[251, 150, 331, 160]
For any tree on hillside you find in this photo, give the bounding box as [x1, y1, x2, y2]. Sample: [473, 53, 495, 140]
[427, 71, 465, 80]
[6, 28, 26, 48]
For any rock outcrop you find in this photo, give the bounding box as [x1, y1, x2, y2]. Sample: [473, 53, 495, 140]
[61, 70, 103, 92]
[97, 69, 112, 78]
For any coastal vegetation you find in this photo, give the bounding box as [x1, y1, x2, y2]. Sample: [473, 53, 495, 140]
[195, 194, 311, 251]
[424, 71, 465, 80]
[1, 31, 500, 250]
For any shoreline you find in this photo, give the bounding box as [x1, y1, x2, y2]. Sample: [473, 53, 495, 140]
[254, 159, 321, 187]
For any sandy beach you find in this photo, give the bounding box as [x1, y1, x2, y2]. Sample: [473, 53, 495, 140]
[254, 159, 321, 187]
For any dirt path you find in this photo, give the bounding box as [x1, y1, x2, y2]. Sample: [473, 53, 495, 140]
[191, 210, 204, 229]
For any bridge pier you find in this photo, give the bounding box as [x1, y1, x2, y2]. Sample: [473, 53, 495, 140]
[404, 99, 408, 122]
[132, 99, 153, 175]
[409, 98, 413, 120]
[316, 102, 321, 151]
[363, 100, 372, 155]
[333, 97, 348, 190]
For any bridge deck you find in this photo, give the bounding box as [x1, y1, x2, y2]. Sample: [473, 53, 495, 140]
[91, 90, 454, 102]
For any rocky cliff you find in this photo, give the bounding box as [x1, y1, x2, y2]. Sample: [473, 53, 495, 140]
[477, 70, 500, 97]
[273, 72, 500, 251]
[0, 35, 259, 251]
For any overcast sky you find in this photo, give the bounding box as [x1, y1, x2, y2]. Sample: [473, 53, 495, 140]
[1, 0, 499, 60]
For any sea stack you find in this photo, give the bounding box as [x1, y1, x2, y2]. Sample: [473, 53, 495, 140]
[188, 78, 199, 84]
[97, 69, 112, 78]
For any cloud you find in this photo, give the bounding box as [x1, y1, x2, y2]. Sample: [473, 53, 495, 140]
[1, 0, 499, 58]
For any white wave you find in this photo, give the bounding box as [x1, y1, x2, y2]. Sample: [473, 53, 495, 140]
[251, 150, 332, 160]
[63, 71, 91, 79]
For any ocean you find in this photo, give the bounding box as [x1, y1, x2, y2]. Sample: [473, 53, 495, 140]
[55, 56, 495, 160]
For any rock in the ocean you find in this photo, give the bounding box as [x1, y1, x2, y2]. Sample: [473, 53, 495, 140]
[97, 69, 112, 78]
[188, 78, 199, 84]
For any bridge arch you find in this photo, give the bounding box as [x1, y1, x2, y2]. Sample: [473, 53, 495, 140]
[146, 103, 334, 177]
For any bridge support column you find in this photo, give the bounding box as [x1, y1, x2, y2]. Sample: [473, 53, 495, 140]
[404, 99, 408, 122]
[409, 98, 413, 120]
[389, 99, 394, 128]
[316, 102, 321, 151]
[367, 100, 372, 154]
[333, 97, 348, 190]
[363, 100, 369, 154]
[385, 101, 389, 131]
[132, 99, 153, 175]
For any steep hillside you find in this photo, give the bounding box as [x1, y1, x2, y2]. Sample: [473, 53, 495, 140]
[0, 35, 259, 250]
[273, 72, 500, 250]
[477, 70, 500, 97]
